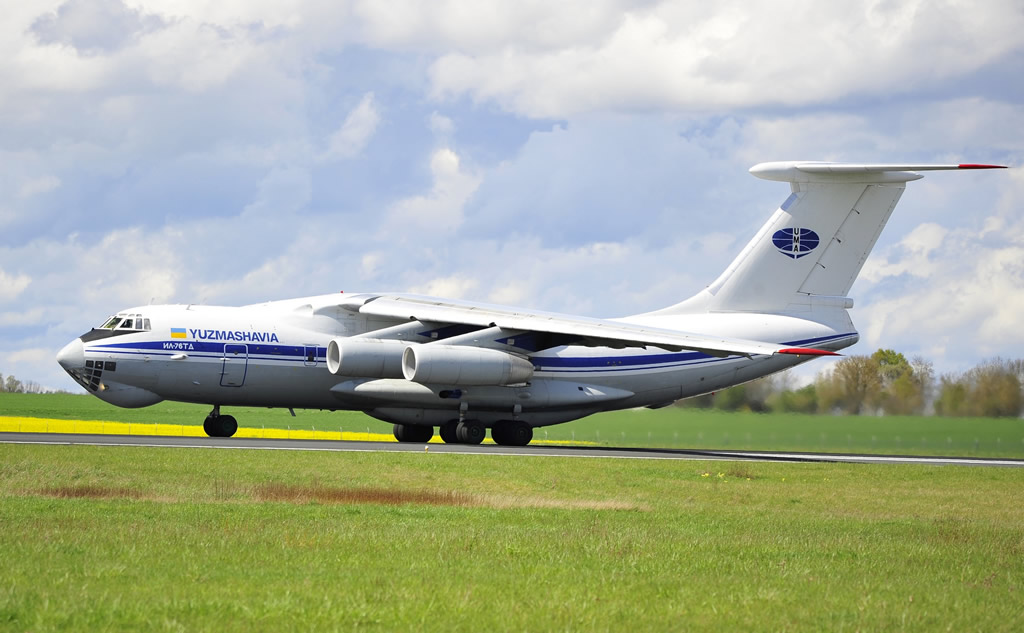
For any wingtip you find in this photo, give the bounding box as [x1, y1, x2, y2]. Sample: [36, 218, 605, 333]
[777, 347, 841, 357]
[958, 164, 1008, 169]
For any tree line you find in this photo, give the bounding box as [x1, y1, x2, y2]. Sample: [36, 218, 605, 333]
[0, 372, 59, 394]
[680, 350, 1024, 417]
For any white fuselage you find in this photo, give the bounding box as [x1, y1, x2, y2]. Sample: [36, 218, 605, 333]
[58, 293, 857, 428]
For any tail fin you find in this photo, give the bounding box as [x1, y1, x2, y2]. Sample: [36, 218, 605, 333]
[657, 162, 1005, 315]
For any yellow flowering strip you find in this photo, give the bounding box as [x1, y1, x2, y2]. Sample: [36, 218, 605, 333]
[0, 416, 592, 445]
[0, 416, 391, 441]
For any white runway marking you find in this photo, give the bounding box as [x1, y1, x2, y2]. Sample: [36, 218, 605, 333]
[2, 432, 1023, 467]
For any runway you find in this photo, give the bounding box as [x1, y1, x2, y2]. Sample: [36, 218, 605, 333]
[2, 432, 1023, 467]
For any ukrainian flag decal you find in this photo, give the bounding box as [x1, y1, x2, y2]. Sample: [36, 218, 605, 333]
[170, 328, 187, 339]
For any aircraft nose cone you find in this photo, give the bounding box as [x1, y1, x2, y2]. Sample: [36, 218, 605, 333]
[56, 338, 85, 371]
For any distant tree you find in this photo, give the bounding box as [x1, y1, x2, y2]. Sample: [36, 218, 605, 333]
[874, 351, 933, 415]
[0, 372, 4, 392]
[5, 375, 23, 394]
[935, 359, 1022, 417]
[768, 383, 818, 413]
[814, 350, 932, 415]
[816, 355, 881, 414]
[934, 375, 969, 416]
[676, 392, 714, 408]
[675, 372, 787, 411]
[969, 360, 1022, 417]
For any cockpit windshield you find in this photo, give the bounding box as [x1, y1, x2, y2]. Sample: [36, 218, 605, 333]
[98, 313, 151, 331]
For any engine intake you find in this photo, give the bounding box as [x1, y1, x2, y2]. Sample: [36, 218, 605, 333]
[326, 338, 407, 378]
[402, 345, 534, 386]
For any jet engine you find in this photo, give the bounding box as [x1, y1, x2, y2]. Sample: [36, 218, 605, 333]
[326, 338, 407, 378]
[402, 345, 534, 386]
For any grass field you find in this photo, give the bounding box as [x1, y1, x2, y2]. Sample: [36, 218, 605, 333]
[0, 442, 1022, 631]
[2, 392, 1023, 457]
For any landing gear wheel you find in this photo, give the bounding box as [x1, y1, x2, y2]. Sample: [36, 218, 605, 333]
[204, 414, 237, 438]
[491, 425, 507, 445]
[492, 421, 533, 447]
[439, 421, 459, 444]
[393, 423, 434, 443]
[217, 415, 238, 438]
[455, 420, 486, 445]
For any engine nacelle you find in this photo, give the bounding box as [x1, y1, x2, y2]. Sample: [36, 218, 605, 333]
[402, 345, 534, 386]
[326, 338, 407, 378]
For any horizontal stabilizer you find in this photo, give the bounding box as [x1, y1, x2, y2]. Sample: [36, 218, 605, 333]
[751, 161, 1006, 183]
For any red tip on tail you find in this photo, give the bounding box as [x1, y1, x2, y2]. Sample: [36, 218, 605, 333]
[777, 347, 840, 357]
[958, 164, 1007, 169]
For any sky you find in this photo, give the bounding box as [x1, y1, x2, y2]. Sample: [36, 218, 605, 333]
[2, 0, 1023, 392]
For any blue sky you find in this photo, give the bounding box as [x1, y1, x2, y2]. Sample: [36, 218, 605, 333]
[2, 0, 1023, 391]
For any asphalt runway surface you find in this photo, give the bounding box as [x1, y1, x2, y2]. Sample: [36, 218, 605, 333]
[2, 432, 1023, 467]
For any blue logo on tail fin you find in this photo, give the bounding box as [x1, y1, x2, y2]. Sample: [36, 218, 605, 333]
[772, 227, 820, 259]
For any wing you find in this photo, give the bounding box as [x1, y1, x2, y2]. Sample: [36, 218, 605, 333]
[331, 294, 837, 358]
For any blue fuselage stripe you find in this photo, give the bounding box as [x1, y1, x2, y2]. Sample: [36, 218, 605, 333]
[85, 333, 857, 373]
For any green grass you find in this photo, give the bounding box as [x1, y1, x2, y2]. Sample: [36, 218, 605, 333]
[3, 392, 1023, 457]
[0, 443, 1022, 631]
[551, 408, 1024, 458]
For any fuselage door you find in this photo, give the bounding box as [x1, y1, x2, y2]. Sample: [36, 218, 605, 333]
[220, 344, 248, 387]
[303, 345, 318, 367]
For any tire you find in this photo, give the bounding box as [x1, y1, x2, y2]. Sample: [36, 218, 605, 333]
[439, 421, 459, 444]
[204, 415, 237, 438]
[394, 424, 434, 443]
[217, 415, 238, 438]
[455, 420, 485, 445]
[507, 421, 532, 446]
[491, 425, 508, 445]
[492, 421, 533, 447]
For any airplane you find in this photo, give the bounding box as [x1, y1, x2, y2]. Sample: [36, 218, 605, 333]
[56, 161, 1006, 446]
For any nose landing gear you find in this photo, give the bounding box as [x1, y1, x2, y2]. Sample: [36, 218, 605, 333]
[203, 405, 238, 438]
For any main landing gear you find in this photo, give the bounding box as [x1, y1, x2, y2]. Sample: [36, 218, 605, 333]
[204, 405, 238, 438]
[392, 420, 534, 447]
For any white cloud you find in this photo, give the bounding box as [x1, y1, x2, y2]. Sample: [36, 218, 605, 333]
[854, 216, 1024, 371]
[6, 347, 53, 365]
[360, 252, 383, 279]
[0, 269, 31, 301]
[17, 175, 61, 199]
[408, 274, 479, 299]
[321, 92, 381, 161]
[860, 223, 949, 283]
[0, 307, 45, 327]
[382, 147, 481, 235]
[426, 1, 1024, 117]
[32, 0, 165, 54]
[428, 111, 454, 137]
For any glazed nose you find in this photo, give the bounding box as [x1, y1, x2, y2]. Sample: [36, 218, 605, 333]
[56, 338, 85, 370]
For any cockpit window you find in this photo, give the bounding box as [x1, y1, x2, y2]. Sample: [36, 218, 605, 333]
[99, 313, 151, 332]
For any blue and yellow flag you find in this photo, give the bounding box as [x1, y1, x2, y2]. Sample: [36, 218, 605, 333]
[170, 328, 187, 339]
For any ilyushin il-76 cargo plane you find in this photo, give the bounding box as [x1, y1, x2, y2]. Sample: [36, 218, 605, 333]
[57, 161, 1005, 446]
